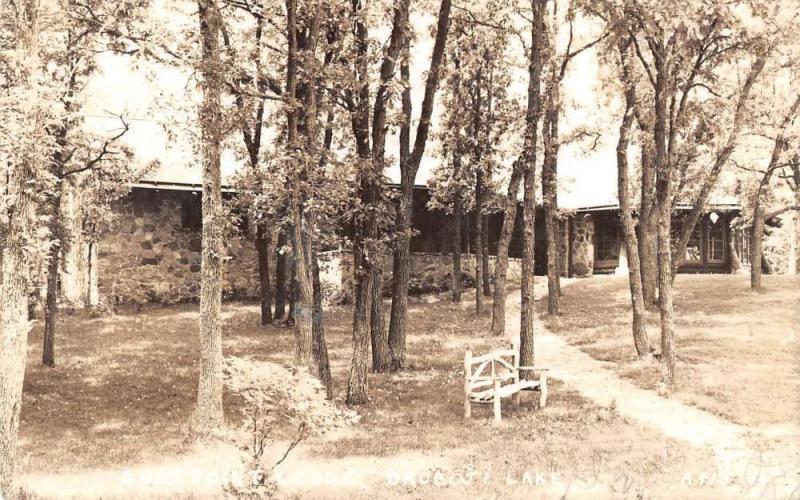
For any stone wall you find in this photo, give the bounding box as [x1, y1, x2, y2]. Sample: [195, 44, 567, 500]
[318, 250, 522, 303]
[97, 189, 259, 306]
[571, 214, 594, 277]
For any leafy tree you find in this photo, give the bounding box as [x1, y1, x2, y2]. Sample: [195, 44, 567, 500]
[220, 0, 286, 327]
[386, 0, 456, 370]
[540, 0, 605, 315]
[39, 0, 154, 367]
[734, 38, 800, 288]
[585, 0, 780, 385]
[343, 0, 452, 399]
[430, 1, 517, 318]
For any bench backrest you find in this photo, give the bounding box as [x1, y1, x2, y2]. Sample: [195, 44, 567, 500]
[464, 345, 520, 394]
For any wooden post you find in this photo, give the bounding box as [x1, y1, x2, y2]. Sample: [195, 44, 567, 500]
[493, 378, 502, 424]
[464, 350, 472, 419]
[539, 372, 548, 409]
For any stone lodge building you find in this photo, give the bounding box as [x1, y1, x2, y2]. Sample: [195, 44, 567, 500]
[55, 180, 746, 308]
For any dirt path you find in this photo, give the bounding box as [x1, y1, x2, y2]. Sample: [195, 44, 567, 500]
[503, 288, 799, 499]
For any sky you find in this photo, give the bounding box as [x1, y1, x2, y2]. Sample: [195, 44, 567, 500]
[82, 5, 621, 209]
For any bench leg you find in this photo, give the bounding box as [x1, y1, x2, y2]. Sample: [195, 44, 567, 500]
[539, 374, 548, 409]
[493, 380, 502, 425]
[513, 391, 520, 407]
[464, 396, 471, 419]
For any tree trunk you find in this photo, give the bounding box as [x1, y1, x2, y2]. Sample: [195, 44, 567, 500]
[653, 66, 677, 387]
[194, 0, 225, 434]
[452, 194, 463, 302]
[474, 171, 484, 314]
[43, 188, 64, 367]
[43, 226, 60, 367]
[750, 207, 765, 290]
[386, 30, 413, 373]
[255, 223, 273, 326]
[312, 250, 332, 398]
[290, 210, 321, 382]
[346, 235, 373, 405]
[386, 238, 407, 372]
[371, 264, 391, 372]
[481, 214, 490, 296]
[2, 4, 40, 489]
[491, 161, 523, 336]
[384, 0, 450, 370]
[616, 47, 651, 357]
[274, 229, 288, 319]
[0, 198, 32, 496]
[287, 254, 297, 326]
[520, 0, 545, 376]
[638, 147, 658, 308]
[543, 152, 559, 316]
[542, 82, 560, 316]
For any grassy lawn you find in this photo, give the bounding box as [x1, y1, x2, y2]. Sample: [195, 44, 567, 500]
[541, 274, 800, 430]
[16, 286, 725, 498]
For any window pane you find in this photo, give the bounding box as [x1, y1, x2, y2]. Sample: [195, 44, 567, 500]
[595, 219, 619, 262]
[708, 219, 725, 262]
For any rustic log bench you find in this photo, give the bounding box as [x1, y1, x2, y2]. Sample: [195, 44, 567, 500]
[464, 345, 548, 424]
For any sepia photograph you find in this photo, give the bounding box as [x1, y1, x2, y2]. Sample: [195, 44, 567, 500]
[0, 0, 798, 498]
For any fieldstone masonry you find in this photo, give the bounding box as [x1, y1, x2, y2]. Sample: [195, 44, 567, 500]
[98, 192, 259, 306]
[571, 214, 594, 277]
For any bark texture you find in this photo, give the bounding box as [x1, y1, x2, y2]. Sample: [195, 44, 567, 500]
[274, 229, 288, 319]
[370, 266, 390, 372]
[43, 189, 63, 367]
[638, 146, 658, 308]
[255, 223, 273, 325]
[1, 4, 39, 489]
[653, 63, 677, 387]
[616, 42, 651, 357]
[474, 170, 484, 314]
[312, 251, 332, 398]
[481, 214, 490, 296]
[346, 237, 373, 404]
[452, 192, 463, 302]
[519, 0, 545, 375]
[386, 29, 413, 373]
[194, 0, 226, 434]
[491, 160, 523, 336]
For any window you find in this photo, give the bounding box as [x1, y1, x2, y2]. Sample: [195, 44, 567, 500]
[595, 221, 619, 263]
[181, 193, 202, 230]
[685, 224, 702, 262]
[708, 217, 725, 263]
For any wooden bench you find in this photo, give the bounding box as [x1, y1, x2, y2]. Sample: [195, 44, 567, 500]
[464, 345, 548, 424]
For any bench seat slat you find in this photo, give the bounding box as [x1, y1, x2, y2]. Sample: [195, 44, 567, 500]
[469, 380, 539, 401]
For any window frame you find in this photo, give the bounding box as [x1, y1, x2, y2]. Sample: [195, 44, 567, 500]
[594, 215, 620, 267]
[707, 216, 726, 264]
